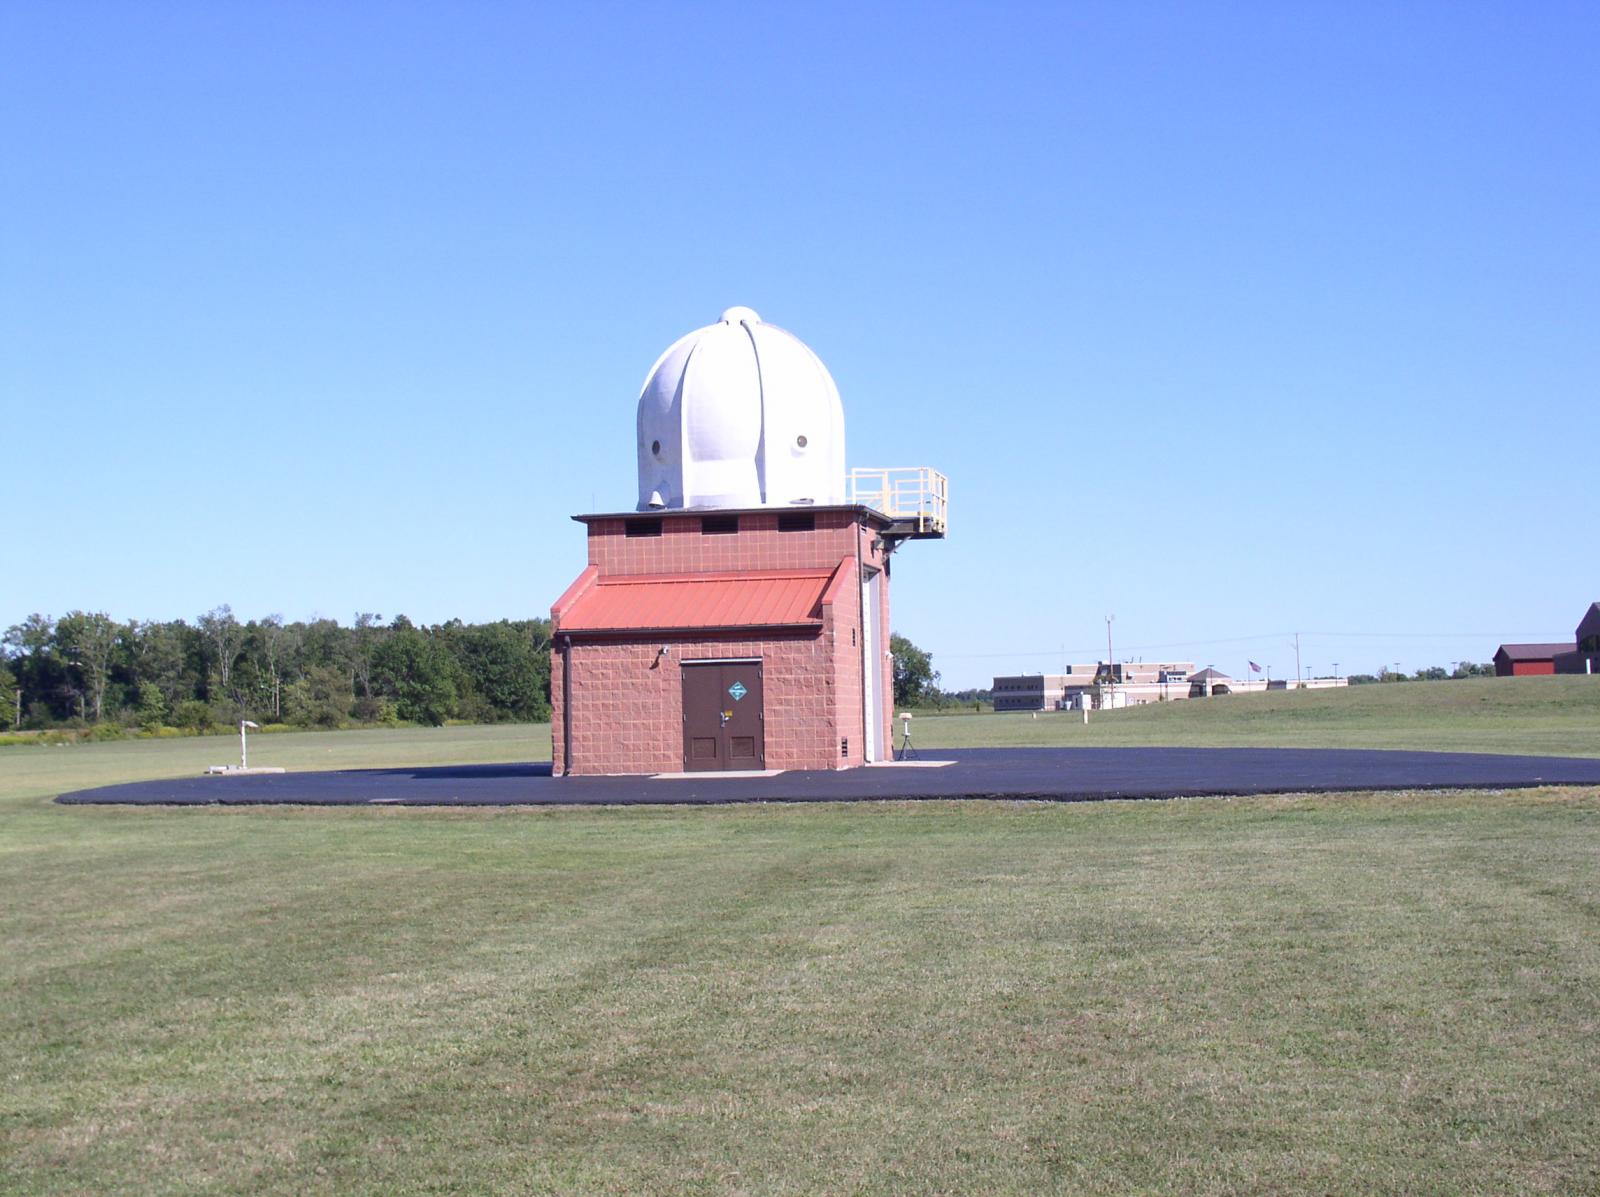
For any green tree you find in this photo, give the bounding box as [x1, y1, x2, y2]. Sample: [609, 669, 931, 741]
[300, 619, 355, 689]
[282, 664, 353, 728]
[449, 620, 551, 721]
[173, 699, 213, 730]
[243, 615, 301, 720]
[123, 620, 199, 713]
[351, 612, 387, 699]
[371, 621, 457, 725]
[4, 613, 82, 723]
[57, 611, 121, 722]
[0, 662, 17, 730]
[891, 633, 940, 707]
[133, 680, 167, 726]
[197, 605, 245, 700]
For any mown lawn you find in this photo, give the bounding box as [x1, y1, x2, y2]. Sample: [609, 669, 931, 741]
[917, 675, 1600, 757]
[2, 691, 1598, 1195]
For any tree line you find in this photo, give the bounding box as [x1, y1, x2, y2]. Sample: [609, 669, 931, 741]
[1347, 662, 1494, 684]
[890, 634, 988, 708]
[0, 607, 551, 732]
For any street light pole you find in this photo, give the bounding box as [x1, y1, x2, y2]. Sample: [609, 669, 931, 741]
[240, 720, 259, 769]
[1105, 614, 1115, 707]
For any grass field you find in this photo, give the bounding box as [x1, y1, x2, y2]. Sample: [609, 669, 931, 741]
[4, 681, 1598, 1194]
[915, 675, 1600, 757]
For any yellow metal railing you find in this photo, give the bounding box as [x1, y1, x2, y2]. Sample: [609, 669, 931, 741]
[848, 467, 948, 535]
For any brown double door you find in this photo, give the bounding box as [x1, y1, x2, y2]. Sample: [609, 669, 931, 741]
[682, 660, 764, 771]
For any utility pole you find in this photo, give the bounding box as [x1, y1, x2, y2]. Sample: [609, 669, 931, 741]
[1332, 662, 1339, 682]
[13, 688, 20, 730]
[1105, 614, 1115, 707]
[1294, 632, 1302, 687]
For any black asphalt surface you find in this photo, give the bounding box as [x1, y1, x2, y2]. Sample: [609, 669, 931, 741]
[53, 747, 1600, 807]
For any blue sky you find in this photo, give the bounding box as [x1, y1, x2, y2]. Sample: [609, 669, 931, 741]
[4, 1, 1595, 689]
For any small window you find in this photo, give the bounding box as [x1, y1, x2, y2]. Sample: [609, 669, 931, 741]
[624, 519, 662, 538]
[778, 513, 815, 533]
[700, 515, 739, 535]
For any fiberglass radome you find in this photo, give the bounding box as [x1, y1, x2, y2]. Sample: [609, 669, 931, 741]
[635, 307, 847, 511]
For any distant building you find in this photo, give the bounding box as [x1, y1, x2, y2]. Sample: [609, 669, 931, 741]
[1553, 602, 1600, 675]
[1494, 603, 1600, 676]
[1494, 643, 1573, 676]
[991, 661, 1345, 710]
[993, 664, 1193, 711]
[1188, 667, 1232, 696]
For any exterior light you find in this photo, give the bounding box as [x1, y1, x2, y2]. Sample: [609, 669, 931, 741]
[239, 720, 260, 769]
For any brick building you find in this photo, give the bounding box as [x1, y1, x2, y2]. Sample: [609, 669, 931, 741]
[1494, 604, 1600, 675]
[1553, 602, 1600, 675]
[1493, 643, 1572, 676]
[550, 308, 945, 775]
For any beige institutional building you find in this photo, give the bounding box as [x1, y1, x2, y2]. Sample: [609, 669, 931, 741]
[993, 663, 1347, 710]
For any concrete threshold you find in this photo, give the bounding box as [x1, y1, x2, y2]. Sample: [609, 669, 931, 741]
[867, 759, 956, 768]
[203, 766, 288, 776]
[650, 769, 785, 780]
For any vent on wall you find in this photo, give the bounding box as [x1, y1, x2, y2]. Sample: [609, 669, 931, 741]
[625, 519, 662, 538]
[778, 513, 815, 533]
[701, 515, 739, 535]
[840, 738, 849, 758]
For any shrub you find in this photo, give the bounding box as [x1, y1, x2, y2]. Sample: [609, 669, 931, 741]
[174, 700, 213, 731]
[134, 680, 167, 726]
[284, 665, 353, 729]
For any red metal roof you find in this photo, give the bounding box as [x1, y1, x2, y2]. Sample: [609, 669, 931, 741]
[557, 568, 838, 634]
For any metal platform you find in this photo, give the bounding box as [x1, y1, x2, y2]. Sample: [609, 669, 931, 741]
[849, 467, 948, 538]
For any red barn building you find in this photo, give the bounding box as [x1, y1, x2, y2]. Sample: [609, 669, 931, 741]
[550, 308, 945, 776]
[1493, 643, 1572, 676]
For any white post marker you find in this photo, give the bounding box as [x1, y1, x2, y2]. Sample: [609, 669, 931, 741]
[240, 720, 259, 769]
[898, 712, 915, 760]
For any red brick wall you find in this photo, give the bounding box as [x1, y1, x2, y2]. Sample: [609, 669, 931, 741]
[553, 628, 852, 774]
[586, 509, 874, 576]
[552, 508, 896, 774]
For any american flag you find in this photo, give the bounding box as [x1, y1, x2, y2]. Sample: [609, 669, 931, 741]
[1248, 661, 1263, 673]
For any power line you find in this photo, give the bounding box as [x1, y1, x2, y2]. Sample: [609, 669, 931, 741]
[937, 629, 1540, 661]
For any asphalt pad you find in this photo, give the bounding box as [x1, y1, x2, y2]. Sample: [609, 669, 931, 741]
[53, 747, 1600, 807]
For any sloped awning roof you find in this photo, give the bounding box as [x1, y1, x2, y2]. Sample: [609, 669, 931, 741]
[554, 566, 842, 635]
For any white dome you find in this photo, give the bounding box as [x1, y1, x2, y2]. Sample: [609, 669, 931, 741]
[636, 307, 847, 511]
